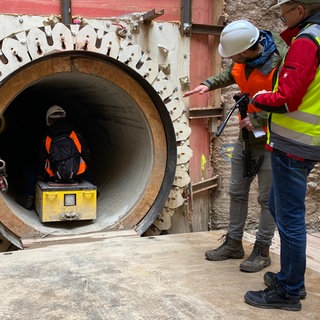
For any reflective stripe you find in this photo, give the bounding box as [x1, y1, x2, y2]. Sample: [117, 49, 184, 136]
[45, 136, 54, 176]
[69, 130, 82, 153]
[271, 122, 320, 145]
[69, 131, 87, 174]
[45, 159, 54, 176]
[281, 110, 320, 125]
[45, 136, 51, 154]
[78, 158, 87, 174]
[272, 109, 320, 133]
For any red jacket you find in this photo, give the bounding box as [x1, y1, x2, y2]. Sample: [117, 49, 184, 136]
[253, 22, 319, 112]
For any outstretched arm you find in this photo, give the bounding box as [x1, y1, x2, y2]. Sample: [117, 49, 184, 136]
[183, 85, 209, 97]
[183, 64, 235, 98]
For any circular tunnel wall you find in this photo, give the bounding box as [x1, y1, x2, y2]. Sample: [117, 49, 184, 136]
[0, 51, 177, 245]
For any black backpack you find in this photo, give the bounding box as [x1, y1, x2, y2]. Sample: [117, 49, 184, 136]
[48, 131, 81, 182]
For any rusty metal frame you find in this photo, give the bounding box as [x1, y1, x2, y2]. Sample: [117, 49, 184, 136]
[191, 176, 218, 194]
[189, 107, 223, 119]
[180, 0, 224, 36]
[142, 9, 165, 23]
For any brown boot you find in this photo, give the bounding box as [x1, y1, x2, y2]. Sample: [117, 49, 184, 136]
[205, 234, 244, 261]
[240, 241, 271, 272]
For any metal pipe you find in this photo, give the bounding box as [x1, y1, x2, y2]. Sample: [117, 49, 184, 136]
[180, 0, 192, 36]
[60, 0, 72, 25]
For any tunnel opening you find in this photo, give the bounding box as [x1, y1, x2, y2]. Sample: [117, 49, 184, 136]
[0, 51, 176, 244]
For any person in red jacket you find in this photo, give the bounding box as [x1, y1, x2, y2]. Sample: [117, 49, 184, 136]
[244, 0, 320, 311]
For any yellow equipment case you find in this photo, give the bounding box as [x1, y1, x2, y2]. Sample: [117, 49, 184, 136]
[35, 180, 97, 222]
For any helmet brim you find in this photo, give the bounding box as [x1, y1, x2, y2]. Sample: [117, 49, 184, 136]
[218, 43, 231, 58]
[270, 0, 291, 9]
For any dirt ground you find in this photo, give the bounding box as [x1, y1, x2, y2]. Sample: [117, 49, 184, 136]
[209, 0, 320, 232]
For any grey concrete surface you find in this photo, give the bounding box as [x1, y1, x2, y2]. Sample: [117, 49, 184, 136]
[0, 231, 319, 320]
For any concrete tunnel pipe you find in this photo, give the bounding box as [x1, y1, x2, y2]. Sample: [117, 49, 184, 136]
[0, 51, 177, 247]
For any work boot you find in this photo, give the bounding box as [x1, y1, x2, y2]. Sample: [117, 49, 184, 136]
[240, 241, 271, 272]
[264, 271, 307, 299]
[205, 234, 244, 261]
[244, 286, 301, 311]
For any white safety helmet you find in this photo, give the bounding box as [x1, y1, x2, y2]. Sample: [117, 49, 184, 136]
[218, 20, 260, 58]
[46, 105, 66, 126]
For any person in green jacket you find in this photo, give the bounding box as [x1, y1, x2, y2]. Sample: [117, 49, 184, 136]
[184, 20, 287, 273]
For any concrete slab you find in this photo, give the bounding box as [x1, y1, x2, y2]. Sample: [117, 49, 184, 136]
[0, 231, 319, 320]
